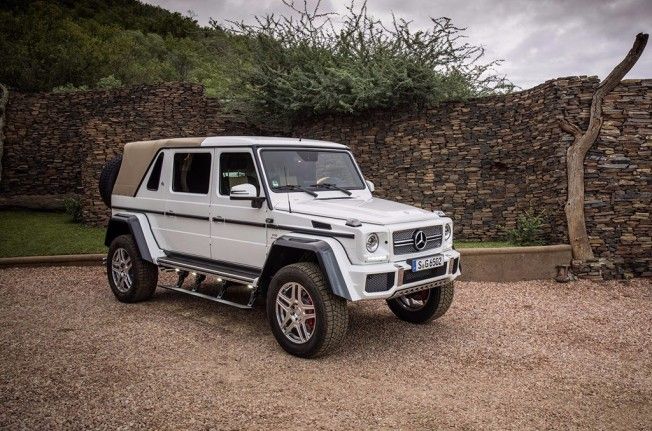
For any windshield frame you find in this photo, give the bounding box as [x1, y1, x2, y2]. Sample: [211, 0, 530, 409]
[258, 148, 367, 194]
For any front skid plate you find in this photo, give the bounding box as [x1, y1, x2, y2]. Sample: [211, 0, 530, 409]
[389, 278, 451, 299]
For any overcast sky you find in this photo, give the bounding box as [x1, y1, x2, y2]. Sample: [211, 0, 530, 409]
[146, 0, 651, 89]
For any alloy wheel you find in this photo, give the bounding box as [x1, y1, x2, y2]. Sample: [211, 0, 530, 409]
[275, 282, 317, 344]
[111, 247, 133, 293]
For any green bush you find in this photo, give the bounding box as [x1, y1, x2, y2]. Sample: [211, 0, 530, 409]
[1, 0, 514, 120]
[96, 74, 123, 89]
[52, 83, 89, 93]
[63, 197, 83, 223]
[507, 210, 546, 246]
[226, 1, 514, 124]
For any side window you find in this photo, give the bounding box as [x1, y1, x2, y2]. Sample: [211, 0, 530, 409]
[219, 152, 260, 196]
[146, 153, 164, 191]
[172, 152, 211, 194]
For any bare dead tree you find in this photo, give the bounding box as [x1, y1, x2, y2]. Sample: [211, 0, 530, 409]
[559, 33, 648, 261]
[0, 83, 8, 183]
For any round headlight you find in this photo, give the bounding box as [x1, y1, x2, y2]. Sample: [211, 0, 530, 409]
[366, 233, 379, 253]
[444, 223, 452, 240]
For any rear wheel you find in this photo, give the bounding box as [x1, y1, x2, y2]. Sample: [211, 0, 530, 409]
[386, 282, 454, 324]
[107, 234, 158, 303]
[267, 262, 348, 358]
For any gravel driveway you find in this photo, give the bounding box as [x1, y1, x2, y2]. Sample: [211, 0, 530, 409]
[1, 266, 650, 430]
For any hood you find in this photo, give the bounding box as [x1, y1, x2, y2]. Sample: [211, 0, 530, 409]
[290, 197, 436, 225]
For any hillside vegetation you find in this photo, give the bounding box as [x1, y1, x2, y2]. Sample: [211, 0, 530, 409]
[0, 0, 244, 97]
[0, 0, 513, 123]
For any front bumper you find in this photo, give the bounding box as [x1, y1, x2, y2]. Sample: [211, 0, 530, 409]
[344, 249, 461, 301]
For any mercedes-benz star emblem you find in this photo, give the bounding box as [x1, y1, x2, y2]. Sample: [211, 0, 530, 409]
[413, 230, 427, 250]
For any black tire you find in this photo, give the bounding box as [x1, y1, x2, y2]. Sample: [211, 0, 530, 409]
[266, 262, 348, 358]
[99, 155, 122, 208]
[106, 234, 158, 303]
[386, 282, 454, 324]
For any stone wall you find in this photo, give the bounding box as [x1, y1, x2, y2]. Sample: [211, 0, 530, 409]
[0, 78, 649, 276]
[583, 80, 651, 277]
[291, 77, 651, 277]
[1, 83, 260, 224]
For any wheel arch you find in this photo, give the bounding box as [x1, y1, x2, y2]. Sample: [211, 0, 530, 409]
[258, 236, 351, 300]
[105, 214, 154, 263]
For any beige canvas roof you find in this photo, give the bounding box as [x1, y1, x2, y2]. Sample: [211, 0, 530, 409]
[113, 137, 205, 197]
[111, 135, 348, 197]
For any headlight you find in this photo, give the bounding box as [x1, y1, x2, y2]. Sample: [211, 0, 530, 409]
[444, 223, 452, 240]
[366, 233, 379, 253]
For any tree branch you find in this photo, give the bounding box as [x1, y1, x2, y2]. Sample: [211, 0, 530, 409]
[597, 33, 648, 97]
[559, 117, 582, 139]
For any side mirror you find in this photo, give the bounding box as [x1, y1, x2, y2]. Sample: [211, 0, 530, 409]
[365, 180, 375, 193]
[230, 183, 265, 208]
[230, 183, 257, 198]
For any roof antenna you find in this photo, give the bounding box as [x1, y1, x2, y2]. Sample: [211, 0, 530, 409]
[299, 136, 302, 141]
[284, 166, 292, 213]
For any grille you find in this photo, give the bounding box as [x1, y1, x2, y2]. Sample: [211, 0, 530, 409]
[402, 263, 448, 284]
[365, 272, 395, 293]
[393, 225, 443, 255]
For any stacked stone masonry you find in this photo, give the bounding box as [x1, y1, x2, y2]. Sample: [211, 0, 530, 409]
[1, 83, 260, 225]
[1, 78, 650, 277]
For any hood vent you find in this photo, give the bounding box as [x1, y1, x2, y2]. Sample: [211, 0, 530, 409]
[311, 220, 332, 230]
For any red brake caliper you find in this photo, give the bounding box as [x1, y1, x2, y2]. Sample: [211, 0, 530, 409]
[304, 293, 316, 331]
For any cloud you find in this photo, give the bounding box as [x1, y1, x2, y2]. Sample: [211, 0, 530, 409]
[145, 0, 652, 88]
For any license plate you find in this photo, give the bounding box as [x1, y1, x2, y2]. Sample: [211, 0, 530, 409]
[411, 254, 444, 272]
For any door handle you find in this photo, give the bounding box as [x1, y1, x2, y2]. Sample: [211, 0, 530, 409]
[212, 216, 224, 223]
[166, 210, 175, 216]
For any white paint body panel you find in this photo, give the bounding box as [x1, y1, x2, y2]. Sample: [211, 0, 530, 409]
[210, 147, 269, 268]
[110, 136, 460, 301]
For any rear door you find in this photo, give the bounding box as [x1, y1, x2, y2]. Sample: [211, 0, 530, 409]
[210, 148, 269, 267]
[134, 151, 168, 247]
[155, 149, 212, 258]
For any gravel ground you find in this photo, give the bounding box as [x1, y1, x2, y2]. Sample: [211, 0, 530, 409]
[1, 266, 650, 430]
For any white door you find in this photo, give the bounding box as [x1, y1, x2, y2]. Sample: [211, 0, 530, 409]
[210, 148, 268, 268]
[155, 149, 212, 258]
[134, 151, 168, 247]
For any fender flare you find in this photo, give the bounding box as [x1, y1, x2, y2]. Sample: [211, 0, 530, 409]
[104, 214, 153, 263]
[259, 235, 351, 300]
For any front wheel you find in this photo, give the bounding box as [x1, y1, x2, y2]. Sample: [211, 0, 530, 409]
[267, 262, 348, 358]
[386, 282, 454, 324]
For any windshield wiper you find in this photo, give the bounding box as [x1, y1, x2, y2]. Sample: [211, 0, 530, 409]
[275, 184, 318, 197]
[310, 183, 352, 196]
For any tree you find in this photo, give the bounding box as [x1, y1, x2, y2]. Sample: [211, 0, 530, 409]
[225, 0, 514, 123]
[559, 33, 648, 261]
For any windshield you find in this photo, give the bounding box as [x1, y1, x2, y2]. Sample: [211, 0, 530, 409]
[260, 150, 365, 193]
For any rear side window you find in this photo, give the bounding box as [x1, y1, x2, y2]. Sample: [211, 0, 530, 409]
[172, 152, 211, 194]
[146, 153, 164, 191]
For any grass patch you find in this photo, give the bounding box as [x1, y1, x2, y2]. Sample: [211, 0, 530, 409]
[454, 241, 512, 249]
[0, 210, 106, 257]
[0, 210, 517, 258]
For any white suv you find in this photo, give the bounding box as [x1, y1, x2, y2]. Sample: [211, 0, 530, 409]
[100, 136, 460, 357]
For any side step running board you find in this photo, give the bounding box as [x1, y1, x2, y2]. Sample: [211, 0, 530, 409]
[158, 283, 253, 309]
[158, 255, 260, 285]
[156, 254, 262, 309]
